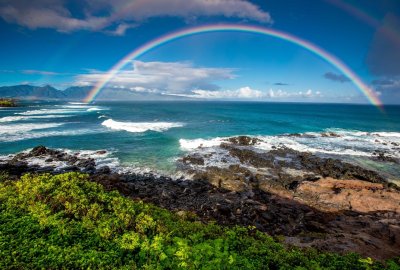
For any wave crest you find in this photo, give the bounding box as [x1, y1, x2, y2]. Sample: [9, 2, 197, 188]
[102, 119, 184, 133]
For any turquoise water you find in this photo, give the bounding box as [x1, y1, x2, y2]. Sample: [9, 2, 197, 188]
[0, 101, 399, 174]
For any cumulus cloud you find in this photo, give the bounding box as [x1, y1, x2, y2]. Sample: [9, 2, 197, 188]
[189, 87, 264, 99]
[323, 72, 350, 83]
[267, 88, 320, 98]
[0, 0, 271, 34]
[75, 60, 235, 94]
[169, 87, 321, 100]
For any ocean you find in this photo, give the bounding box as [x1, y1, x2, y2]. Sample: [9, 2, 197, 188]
[0, 101, 399, 179]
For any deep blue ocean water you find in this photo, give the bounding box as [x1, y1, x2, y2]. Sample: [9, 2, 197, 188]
[0, 101, 399, 175]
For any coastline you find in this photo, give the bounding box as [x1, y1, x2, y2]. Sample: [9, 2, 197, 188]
[1, 137, 399, 261]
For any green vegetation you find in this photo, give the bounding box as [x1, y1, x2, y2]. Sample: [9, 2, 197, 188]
[0, 172, 398, 269]
[0, 98, 17, 107]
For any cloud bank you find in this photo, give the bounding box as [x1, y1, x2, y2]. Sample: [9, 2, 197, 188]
[76, 60, 235, 94]
[75, 60, 321, 101]
[0, 0, 271, 34]
[171, 87, 321, 100]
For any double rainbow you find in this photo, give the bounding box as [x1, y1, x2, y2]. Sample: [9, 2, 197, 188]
[83, 24, 382, 108]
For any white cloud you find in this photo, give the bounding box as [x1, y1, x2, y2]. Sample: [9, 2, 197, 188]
[267, 89, 320, 98]
[76, 61, 323, 100]
[190, 86, 264, 99]
[21, 70, 61, 76]
[168, 87, 322, 100]
[75, 60, 235, 93]
[0, 0, 272, 34]
[0, 69, 65, 76]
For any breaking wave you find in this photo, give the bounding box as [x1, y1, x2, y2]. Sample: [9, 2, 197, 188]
[102, 119, 184, 133]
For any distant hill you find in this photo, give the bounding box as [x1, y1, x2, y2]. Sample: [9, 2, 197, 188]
[0, 85, 66, 99]
[0, 85, 191, 101]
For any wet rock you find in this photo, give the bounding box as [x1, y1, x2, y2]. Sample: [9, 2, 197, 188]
[321, 132, 341, 138]
[0, 146, 114, 176]
[75, 158, 96, 169]
[96, 166, 111, 174]
[30, 145, 49, 156]
[60, 165, 80, 172]
[287, 133, 317, 138]
[288, 133, 302, 137]
[182, 155, 205, 165]
[227, 136, 260, 146]
[372, 151, 398, 163]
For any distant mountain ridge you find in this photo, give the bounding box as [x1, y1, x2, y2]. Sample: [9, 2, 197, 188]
[0, 85, 67, 99]
[0, 85, 189, 101]
[0, 85, 88, 100]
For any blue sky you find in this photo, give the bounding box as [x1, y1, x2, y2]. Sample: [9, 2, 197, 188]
[0, 0, 399, 103]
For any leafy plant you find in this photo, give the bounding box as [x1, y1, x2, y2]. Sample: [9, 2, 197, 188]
[0, 172, 397, 269]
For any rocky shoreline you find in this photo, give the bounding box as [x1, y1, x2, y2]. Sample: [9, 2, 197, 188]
[1, 140, 399, 260]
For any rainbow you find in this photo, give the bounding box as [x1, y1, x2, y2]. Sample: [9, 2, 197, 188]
[83, 24, 383, 108]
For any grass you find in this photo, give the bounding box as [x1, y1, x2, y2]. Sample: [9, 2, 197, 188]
[0, 172, 399, 269]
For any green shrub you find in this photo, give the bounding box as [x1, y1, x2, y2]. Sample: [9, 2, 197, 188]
[0, 172, 397, 269]
[0, 98, 17, 107]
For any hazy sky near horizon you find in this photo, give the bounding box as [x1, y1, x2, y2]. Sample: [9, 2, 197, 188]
[0, 0, 399, 103]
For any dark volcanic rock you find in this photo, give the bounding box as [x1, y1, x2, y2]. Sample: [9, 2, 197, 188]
[372, 150, 398, 163]
[30, 145, 49, 156]
[192, 165, 251, 192]
[320, 132, 341, 137]
[0, 146, 109, 176]
[89, 170, 400, 260]
[173, 137, 400, 259]
[226, 136, 260, 146]
[182, 155, 205, 165]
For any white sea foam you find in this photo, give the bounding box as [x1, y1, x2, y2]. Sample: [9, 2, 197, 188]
[0, 148, 118, 171]
[87, 107, 106, 112]
[102, 119, 184, 133]
[179, 138, 224, 150]
[62, 105, 92, 109]
[371, 132, 400, 138]
[0, 123, 64, 135]
[17, 109, 84, 115]
[0, 128, 99, 142]
[68, 102, 88, 105]
[0, 114, 73, 123]
[179, 129, 400, 158]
